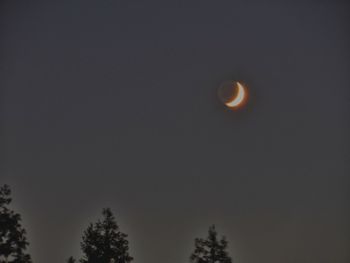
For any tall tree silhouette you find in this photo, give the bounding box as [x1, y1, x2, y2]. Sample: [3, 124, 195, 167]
[0, 184, 32, 263]
[80, 208, 133, 263]
[190, 225, 232, 263]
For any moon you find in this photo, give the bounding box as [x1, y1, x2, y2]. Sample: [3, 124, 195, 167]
[218, 81, 248, 110]
[225, 82, 246, 108]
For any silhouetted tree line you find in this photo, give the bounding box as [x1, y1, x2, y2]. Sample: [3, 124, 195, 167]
[0, 185, 233, 263]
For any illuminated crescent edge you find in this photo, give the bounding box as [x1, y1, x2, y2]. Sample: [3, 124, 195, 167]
[225, 82, 246, 108]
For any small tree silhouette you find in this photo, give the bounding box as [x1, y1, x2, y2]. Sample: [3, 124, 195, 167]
[190, 225, 232, 263]
[80, 208, 133, 263]
[0, 184, 32, 263]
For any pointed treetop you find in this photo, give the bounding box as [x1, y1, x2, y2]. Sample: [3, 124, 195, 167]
[190, 225, 232, 263]
[80, 208, 133, 263]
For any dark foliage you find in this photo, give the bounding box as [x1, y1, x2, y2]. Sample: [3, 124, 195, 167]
[0, 185, 32, 263]
[80, 208, 133, 263]
[66, 256, 76, 263]
[190, 225, 232, 263]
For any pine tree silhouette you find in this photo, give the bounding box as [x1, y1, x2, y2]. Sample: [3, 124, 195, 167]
[0, 184, 32, 263]
[80, 208, 133, 263]
[190, 225, 232, 263]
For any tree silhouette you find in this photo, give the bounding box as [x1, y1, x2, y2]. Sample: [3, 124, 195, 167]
[80, 208, 133, 263]
[0, 184, 32, 263]
[190, 225, 232, 263]
[66, 256, 76, 263]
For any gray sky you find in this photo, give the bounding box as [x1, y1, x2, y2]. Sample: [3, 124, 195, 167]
[1, 1, 350, 263]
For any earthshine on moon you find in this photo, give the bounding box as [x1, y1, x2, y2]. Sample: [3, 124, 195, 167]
[218, 81, 248, 110]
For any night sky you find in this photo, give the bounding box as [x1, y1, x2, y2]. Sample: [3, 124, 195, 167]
[1, 1, 350, 263]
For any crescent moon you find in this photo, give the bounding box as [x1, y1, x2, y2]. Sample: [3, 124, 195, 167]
[225, 82, 246, 108]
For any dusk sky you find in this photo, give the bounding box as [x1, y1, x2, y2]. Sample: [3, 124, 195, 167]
[1, 1, 350, 263]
